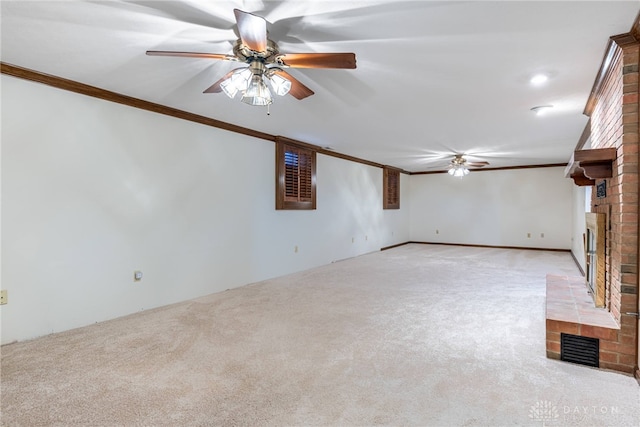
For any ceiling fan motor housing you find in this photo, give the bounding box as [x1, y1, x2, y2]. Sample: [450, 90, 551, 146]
[233, 39, 279, 64]
[452, 155, 466, 166]
[248, 60, 267, 76]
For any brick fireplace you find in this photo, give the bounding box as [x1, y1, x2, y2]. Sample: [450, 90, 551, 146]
[552, 19, 639, 378]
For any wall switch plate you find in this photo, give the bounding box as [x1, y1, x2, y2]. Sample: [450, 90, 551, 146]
[134, 271, 143, 281]
[0, 290, 7, 305]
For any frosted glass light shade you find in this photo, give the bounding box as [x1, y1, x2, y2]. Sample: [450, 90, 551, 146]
[231, 68, 252, 91]
[241, 75, 273, 106]
[220, 68, 252, 99]
[220, 78, 238, 98]
[268, 73, 291, 96]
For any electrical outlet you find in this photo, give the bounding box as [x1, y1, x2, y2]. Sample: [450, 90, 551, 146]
[134, 271, 143, 281]
[0, 290, 7, 305]
[540, 233, 545, 238]
[527, 233, 531, 238]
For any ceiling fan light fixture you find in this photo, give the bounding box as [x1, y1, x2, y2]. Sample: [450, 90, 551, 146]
[448, 155, 470, 178]
[448, 164, 469, 178]
[241, 74, 273, 106]
[147, 9, 357, 110]
[453, 166, 469, 177]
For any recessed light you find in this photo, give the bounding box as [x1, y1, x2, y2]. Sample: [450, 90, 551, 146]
[531, 105, 553, 116]
[530, 74, 548, 85]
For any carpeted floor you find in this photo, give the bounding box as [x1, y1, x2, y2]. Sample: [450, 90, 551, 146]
[1, 244, 639, 426]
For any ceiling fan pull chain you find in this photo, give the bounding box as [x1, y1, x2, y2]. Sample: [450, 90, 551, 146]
[267, 103, 270, 116]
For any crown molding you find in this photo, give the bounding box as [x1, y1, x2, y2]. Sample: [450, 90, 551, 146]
[584, 11, 640, 116]
[0, 62, 276, 143]
[584, 40, 624, 117]
[274, 136, 399, 171]
[410, 163, 567, 175]
[0, 63, 570, 177]
[1, 62, 414, 174]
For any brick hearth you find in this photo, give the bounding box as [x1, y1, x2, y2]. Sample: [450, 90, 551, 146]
[545, 275, 637, 373]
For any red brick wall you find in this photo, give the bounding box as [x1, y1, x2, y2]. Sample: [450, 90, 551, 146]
[588, 38, 639, 374]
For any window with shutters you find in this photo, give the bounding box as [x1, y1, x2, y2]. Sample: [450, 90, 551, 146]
[276, 139, 316, 210]
[383, 168, 400, 209]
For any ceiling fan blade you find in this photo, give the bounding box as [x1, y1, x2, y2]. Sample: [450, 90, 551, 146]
[203, 68, 245, 93]
[272, 69, 314, 100]
[146, 50, 234, 61]
[467, 161, 490, 167]
[234, 9, 267, 52]
[276, 53, 356, 69]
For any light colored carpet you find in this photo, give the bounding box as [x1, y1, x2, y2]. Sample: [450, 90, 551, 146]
[1, 244, 639, 426]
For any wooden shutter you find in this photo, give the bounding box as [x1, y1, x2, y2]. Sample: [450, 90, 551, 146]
[383, 168, 400, 209]
[276, 139, 316, 210]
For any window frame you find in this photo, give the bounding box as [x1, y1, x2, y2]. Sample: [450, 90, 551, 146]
[383, 167, 400, 209]
[275, 137, 317, 210]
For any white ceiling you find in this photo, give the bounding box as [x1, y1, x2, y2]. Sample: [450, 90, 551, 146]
[2, 1, 639, 172]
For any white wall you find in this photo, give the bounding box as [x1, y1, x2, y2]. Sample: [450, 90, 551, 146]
[1, 75, 409, 343]
[409, 167, 573, 249]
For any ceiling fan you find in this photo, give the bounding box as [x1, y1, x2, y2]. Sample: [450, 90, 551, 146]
[146, 9, 357, 106]
[448, 154, 489, 177]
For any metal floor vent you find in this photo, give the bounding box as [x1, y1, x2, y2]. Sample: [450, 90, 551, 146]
[561, 333, 599, 367]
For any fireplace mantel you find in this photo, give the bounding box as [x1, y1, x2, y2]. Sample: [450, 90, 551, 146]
[565, 147, 617, 187]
